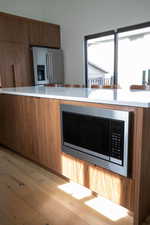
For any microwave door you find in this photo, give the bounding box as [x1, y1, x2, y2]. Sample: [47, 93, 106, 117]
[62, 111, 110, 161]
[46, 52, 54, 83]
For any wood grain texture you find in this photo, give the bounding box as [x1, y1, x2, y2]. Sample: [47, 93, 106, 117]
[61, 152, 88, 186]
[0, 12, 28, 43]
[0, 42, 33, 87]
[0, 74, 2, 87]
[3, 95, 150, 225]
[88, 164, 134, 210]
[61, 153, 134, 210]
[133, 108, 150, 225]
[0, 95, 135, 211]
[0, 11, 61, 88]
[0, 12, 61, 48]
[0, 146, 133, 225]
[0, 95, 62, 173]
[29, 18, 60, 48]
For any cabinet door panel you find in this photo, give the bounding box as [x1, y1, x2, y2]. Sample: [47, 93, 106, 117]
[61, 153, 87, 186]
[0, 95, 62, 173]
[47, 24, 60, 48]
[0, 13, 28, 43]
[13, 44, 33, 87]
[0, 42, 33, 87]
[0, 43, 15, 88]
[29, 21, 41, 46]
[88, 164, 134, 210]
[0, 95, 20, 149]
[29, 20, 60, 48]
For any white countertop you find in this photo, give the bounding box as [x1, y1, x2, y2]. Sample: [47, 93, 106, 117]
[1, 86, 150, 107]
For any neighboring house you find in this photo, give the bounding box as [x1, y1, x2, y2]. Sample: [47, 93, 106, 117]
[88, 62, 108, 87]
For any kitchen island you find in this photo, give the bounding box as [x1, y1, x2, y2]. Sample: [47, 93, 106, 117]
[1, 85, 150, 107]
[1, 86, 150, 225]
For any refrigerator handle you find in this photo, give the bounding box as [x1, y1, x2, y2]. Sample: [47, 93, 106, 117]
[46, 53, 49, 81]
[47, 52, 54, 83]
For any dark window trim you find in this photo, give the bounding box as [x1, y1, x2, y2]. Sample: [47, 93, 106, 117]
[114, 31, 118, 85]
[117, 21, 150, 33]
[85, 30, 115, 40]
[84, 30, 115, 87]
[84, 37, 88, 87]
[84, 21, 150, 88]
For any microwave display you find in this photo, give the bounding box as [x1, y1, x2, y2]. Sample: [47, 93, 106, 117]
[61, 104, 131, 177]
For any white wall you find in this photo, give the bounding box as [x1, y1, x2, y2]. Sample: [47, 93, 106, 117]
[1, 0, 150, 84]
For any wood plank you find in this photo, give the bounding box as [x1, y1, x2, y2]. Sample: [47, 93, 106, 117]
[0, 146, 133, 225]
[0, 95, 62, 173]
[88, 164, 134, 210]
[0, 211, 13, 225]
[133, 108, 150, 225]
[61, 152, 87, 186]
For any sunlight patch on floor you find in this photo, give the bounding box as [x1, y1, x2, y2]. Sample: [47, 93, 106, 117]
[85, 196, 129, 221]
[58, 181, 92, 199]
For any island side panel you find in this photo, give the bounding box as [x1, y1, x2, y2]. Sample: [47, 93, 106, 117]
[130, 107, 144, 225]
[134, 107, 150, 225]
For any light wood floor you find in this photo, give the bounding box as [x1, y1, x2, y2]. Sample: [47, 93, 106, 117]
[0, 146, 133, 225]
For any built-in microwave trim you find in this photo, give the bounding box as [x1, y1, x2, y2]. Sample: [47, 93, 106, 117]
[60, 104, 131, 177]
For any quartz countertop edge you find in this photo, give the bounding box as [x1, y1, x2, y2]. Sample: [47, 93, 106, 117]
[0, 86, 150, 108]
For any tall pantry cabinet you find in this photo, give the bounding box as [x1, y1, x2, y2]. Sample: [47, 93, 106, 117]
[0, 42, 32, 87]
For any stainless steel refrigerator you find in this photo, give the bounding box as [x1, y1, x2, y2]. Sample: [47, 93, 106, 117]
[32, 47, 64, 86]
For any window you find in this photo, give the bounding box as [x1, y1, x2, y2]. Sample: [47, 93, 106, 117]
[85, 22, 150, 89]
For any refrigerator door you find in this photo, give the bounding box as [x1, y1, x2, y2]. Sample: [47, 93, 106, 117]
[47, 49, 64, 84]
[32, 47, 49, 85]
[46, 51, 54, 83]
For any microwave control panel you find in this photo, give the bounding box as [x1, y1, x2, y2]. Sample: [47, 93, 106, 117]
[110, 120, 124, 165]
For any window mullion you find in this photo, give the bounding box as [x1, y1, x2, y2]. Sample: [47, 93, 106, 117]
[114, 31, 118, 85]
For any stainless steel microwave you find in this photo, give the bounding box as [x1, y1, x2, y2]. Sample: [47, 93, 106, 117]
[60, 104, 132, 177]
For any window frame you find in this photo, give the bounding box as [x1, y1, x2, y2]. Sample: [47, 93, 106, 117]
[84, 22, 150, 88]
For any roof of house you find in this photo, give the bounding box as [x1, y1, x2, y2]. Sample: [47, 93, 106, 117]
[88, 62, 108, 74]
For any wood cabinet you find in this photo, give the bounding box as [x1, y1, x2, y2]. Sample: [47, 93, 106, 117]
[0, 95, 61, 173]
[88, 164, 134, 210]
[2, 95, 150, 225]
[0, 12, 61, 87]
[61, 154, 134, 210]
[0, 75, 2, 87]
[29, 20, 60, 48]
[0, 13, 28, 44]
[0, 95, 135, 211]
[61, 152, 88, 186]
[0, 42, 33, 87]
